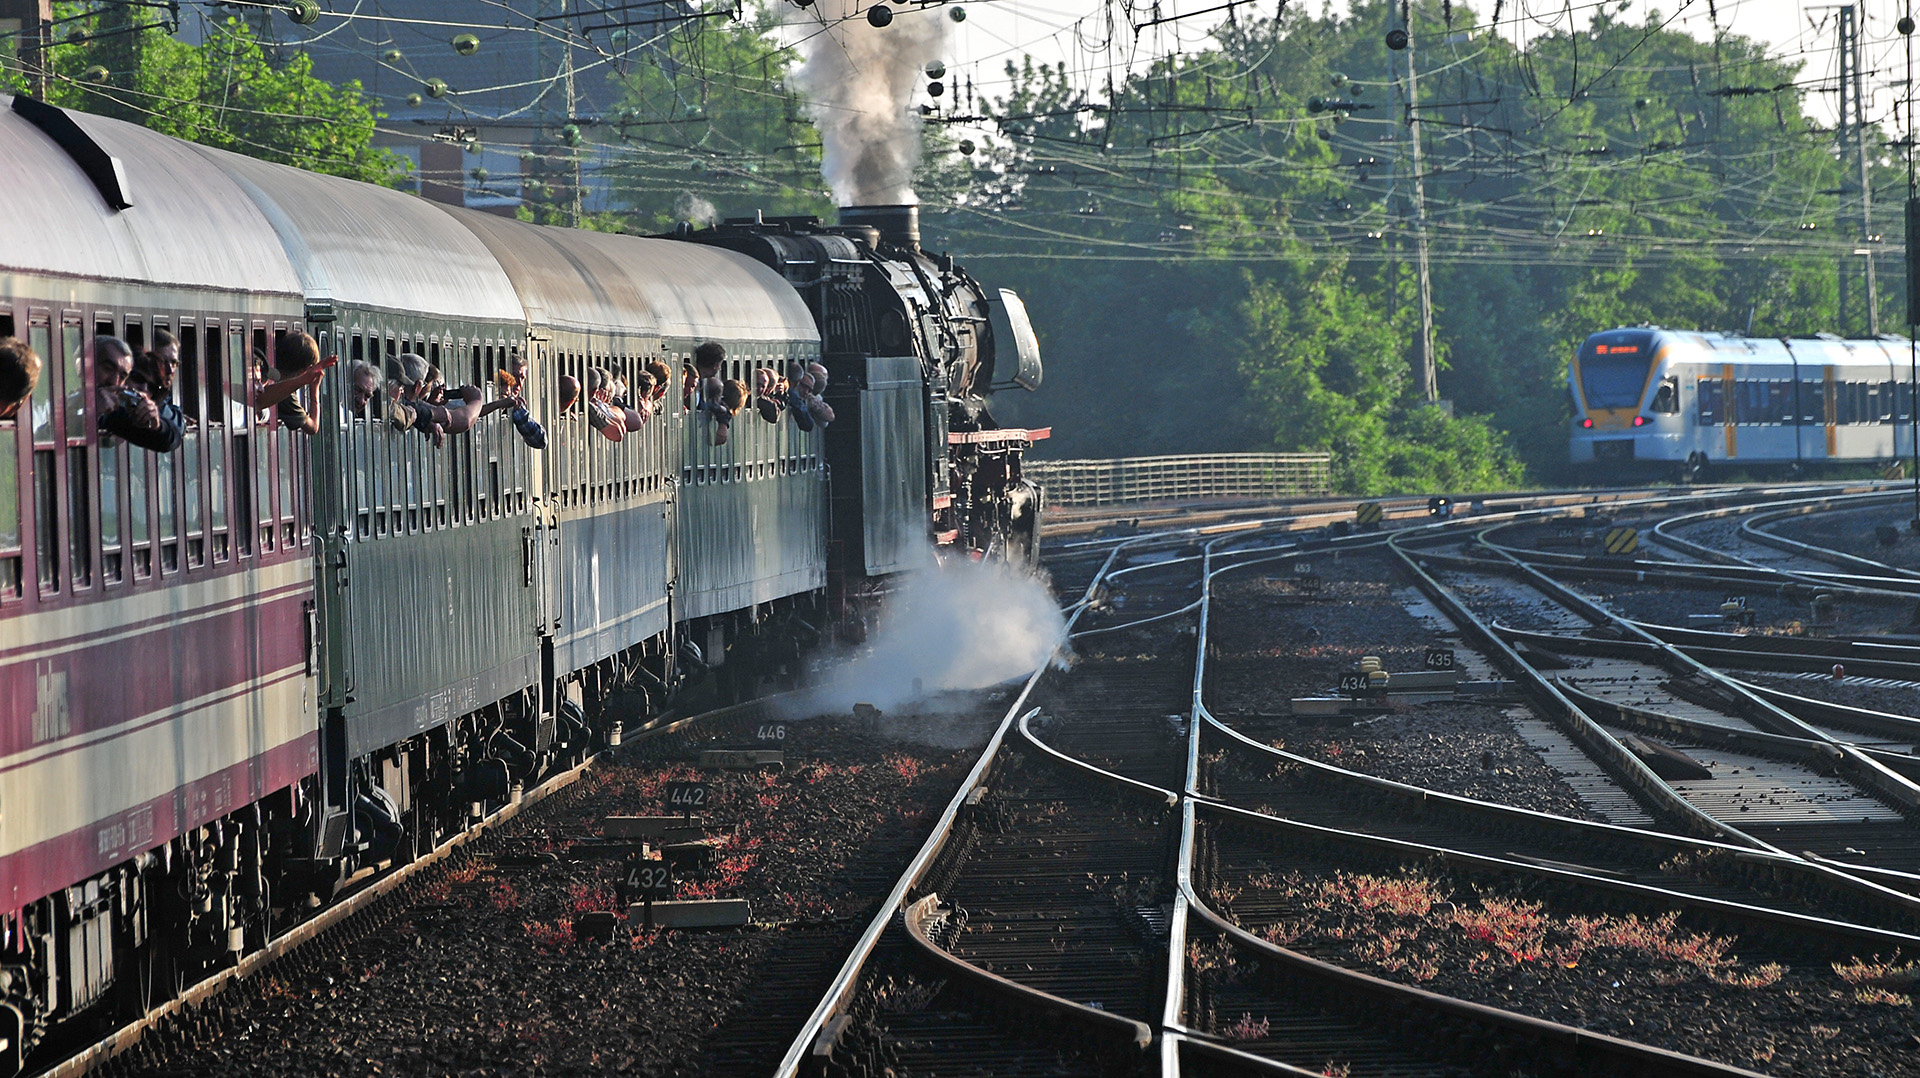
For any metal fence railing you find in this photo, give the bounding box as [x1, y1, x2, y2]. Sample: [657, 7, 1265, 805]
[1024, 452, 1334, 507]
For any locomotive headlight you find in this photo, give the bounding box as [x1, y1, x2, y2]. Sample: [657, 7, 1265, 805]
[1580, 418, 1594, 429]
[1632, 415, 1646, 426]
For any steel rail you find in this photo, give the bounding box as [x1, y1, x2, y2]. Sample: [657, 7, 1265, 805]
[1158, 521, 1775, 1076]
[899, 895, 1154, 1051]
[769, 533, 1152, 1078]
[1178, 866, 1772, 1078]
[1417, 526, 1920, 918]
[1197, 796, 1920, 959]
[40, 688, 811, 1078]
[1473, 534, 1920, 806]
[1477, 509, 1920, 598]
[1649, 490, 1913, 577]
[1013, 694, 1920, 959]
[1552, 678, 1920, 787]
[774, 482, 1916, 1076]
[1387, 534, 1750, 844]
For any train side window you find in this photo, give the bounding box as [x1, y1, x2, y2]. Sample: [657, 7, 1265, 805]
[228, 328, 253, 558]
[1696, 378, 1721, 425]
[0, 353, 18, 599]
[206, 327, 230, 562]
[177, 325, 205, 569]
[1801, 379, 1824, 423]
[63, 325, 92, 589]
[265, 328, 297, 549]
[26, 322, 53, 592]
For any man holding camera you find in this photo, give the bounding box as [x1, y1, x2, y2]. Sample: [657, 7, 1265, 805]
[96, 335, 183, 453]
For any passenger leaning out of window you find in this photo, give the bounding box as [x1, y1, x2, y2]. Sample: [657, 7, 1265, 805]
[97, 336, 180, 452]
[0, 336, 42, 420]
[346, 360, 382, 420]
[493, 352, 544, 450]
[392, 353, 446, 446]
[584, 367, 626, 442]
[380, 353, 420, 433]
[125, 329, 187, 452]
[618, 370, 656, 432]
[435, 369, 518, 436]
[253, 331, 334, 436]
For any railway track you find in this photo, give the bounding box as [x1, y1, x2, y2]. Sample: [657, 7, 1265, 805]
[785, 487, 1920, 1077]
[68, 481, 1920, 1078]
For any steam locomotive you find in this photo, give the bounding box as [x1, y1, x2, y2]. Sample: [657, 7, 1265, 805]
[0, 94, 1045, 1075]
[1570, 326, 1919, 478]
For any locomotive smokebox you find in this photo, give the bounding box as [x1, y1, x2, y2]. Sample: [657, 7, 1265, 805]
[839, 203, 919, 250]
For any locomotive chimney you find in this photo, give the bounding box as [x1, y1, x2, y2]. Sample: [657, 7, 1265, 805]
[839, 204, 919, 250]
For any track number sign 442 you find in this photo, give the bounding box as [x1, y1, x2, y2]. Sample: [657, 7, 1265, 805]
[665, 781, 709, 811]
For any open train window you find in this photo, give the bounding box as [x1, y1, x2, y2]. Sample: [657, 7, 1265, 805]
[1650, 378, 1678, 415]
[61, 324, 92, 590]
[206, 327, 230, 562]
[0, 328, 19, 598]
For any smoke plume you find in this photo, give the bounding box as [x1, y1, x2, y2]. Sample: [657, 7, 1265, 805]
[674, 192, 717, 225]
[789, 557, 1069, 718]
[787, 0, 947, 206]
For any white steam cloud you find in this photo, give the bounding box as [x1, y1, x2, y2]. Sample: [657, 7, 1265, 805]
[674, 192, 717, 225]
[787, 0, 947, 206]
[792, 557, 1068, 717]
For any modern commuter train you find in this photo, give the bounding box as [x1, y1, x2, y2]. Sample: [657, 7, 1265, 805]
[1569, 326, 1920, 479]
[0, 94, 1044, 1074]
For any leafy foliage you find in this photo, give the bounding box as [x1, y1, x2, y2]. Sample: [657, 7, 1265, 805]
[940, 1, 1894, 489]
[3, 5, 400, 183]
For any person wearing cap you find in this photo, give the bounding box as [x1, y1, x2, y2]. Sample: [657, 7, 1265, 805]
[382, 353, 425, 433]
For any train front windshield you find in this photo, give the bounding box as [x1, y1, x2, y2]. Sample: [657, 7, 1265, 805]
[1577, 333, 1656, 410]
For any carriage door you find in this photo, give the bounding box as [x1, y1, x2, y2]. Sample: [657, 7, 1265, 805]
[528, 340, 559, 640]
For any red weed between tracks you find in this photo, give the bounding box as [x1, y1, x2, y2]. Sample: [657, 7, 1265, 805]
[1246, 869, 1782, 988]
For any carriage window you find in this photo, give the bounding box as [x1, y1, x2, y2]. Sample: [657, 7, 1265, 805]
[99, 441, 122, 584]
[62, 326, 91, 589]
[229, 329, 252, 557]
[62, 327, 84, 436]
[128, 439, 150, 577]
[1801, 380, 1825, 423]
[29, 325, 53, 444]
[1696, 381, 1722, 424]
[207, 329, 229, 561]
[176, 326, 204, 568]
[0, 415, 19, 599]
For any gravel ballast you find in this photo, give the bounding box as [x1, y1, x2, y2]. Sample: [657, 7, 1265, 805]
[128, 709, 996, 1078]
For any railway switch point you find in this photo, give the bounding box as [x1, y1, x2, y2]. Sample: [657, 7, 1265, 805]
[602, 816, 711, 843]
[698, 748, 784, 769]
[627, 899, 752, 929]
[573, 911, 623, 945]
[663, 839, 724, 871]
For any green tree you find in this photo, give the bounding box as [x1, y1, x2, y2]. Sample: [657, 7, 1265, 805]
[958, 0, 1890, 489]
[5, 5, 401, 183]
